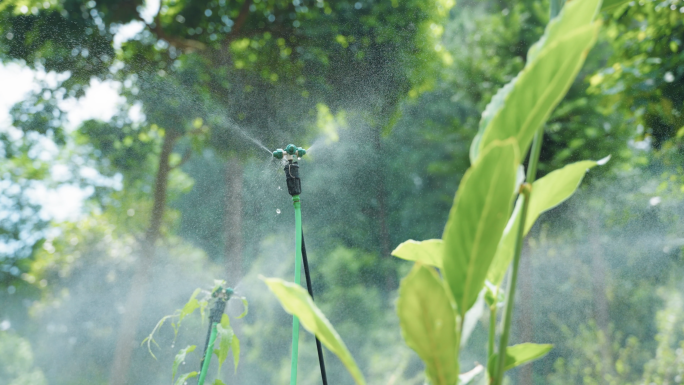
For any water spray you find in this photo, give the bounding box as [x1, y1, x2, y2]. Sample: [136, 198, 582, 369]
[273, 144, 328, 385]
[197, 286, 234, 385]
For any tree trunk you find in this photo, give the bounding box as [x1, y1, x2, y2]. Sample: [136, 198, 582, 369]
[224, 155, 243, 286]
[372, 129, 393, 291]
[589, 217, 613, 381]
[519, 241, 534, 384]
[372, 130, 391, 258]
[109, 130, 178, 385]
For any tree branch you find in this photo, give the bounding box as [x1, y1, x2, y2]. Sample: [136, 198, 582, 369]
[170, 147, 192, 170]
[148, 14, 207, 52]
[229, 0, 253, 39]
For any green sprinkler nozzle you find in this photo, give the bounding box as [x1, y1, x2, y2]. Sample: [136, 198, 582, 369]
[274, 144, 306, 162]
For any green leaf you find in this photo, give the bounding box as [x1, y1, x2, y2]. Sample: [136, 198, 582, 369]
[398, 264, 459, 385]
[461, 293, 485, 348]
[601, 0, 630, 12]
[391, 239, 443, 269]
[142, 315, 172, 359]
[173, 371, 197, 385]
[199, 299, 208, 324]
[469, 0, 601, 163]
[172, 345, 196, 383]
[237, 298, 248, 319]
[487, 343, 553, 379]
[231, 335, 240, 373]
[442, 139, 520, 316]
[212, 380, 226, 385]
[179, 288, 201, 324]
[214, 314, 234, 373]
[261, 277, 366, 385]
[487, 158, 605, 285]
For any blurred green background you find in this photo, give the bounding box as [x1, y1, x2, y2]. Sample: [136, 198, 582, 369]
[1, 0, 683, 384]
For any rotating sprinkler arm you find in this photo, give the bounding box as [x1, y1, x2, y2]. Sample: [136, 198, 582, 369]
[273, 144, 306, 163]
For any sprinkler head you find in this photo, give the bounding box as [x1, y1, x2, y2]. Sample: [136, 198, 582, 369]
[274, 144, 306, 162]
[208, 286, 233, 323]
[212, 286, 234, 301]
[274, 144, 305, 195]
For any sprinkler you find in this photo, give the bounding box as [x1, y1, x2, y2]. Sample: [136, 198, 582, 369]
[272, 144, 306, 162]
[273, 144, 328, 385]
[197, 286, 234, 385]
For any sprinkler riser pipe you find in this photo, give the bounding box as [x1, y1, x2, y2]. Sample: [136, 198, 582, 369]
[290, 195, 303, 385]
[197, 323, 218, 385]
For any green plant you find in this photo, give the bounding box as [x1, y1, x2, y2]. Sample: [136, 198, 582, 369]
[143, 280, 247, 385]
[261, 0, 619, 383]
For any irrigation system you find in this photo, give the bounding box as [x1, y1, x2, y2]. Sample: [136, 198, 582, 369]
[273, 144, 329, 385]
[195, 144, 327, 385]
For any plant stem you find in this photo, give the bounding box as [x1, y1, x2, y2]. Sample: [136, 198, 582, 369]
[526, 130, 544, 183]
[488, 304, 497, 360]
[493, 128, 545, 385]
[493, 182, 531, 385]
[493, 1, 558, 383]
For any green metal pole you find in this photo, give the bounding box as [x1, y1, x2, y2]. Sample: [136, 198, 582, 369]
[290, 195, 302, 385]
[197, 322, 219, 385]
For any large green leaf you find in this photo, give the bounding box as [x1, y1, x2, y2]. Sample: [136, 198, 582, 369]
[487, 343, 553, 379]
[443, 139, 519, 316]
[391, 239, 443, 269]
[262, 277, 366, 385]
[397, 264, 459, 385]
[487, 159, 604, 285]
[469, 0, 602, 163]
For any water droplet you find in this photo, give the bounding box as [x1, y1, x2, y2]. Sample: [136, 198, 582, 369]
[182, 361, 185, 365]
[276, 209, 281, 214]
[277, 186, 282, 190]
[171, 344, 175, 348]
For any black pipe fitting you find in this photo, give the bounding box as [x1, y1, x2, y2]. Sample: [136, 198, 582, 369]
[284, 161, 301, 196]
